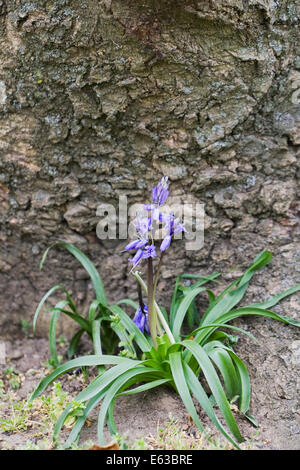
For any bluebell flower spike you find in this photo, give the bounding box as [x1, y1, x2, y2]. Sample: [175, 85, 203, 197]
[124, 176, 184, 267]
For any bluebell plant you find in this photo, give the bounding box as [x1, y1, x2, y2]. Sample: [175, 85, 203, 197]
[31, 177, 300, 450]
[124, 176, 185, 348]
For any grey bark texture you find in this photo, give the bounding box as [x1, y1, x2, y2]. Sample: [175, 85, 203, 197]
[0, 0, 299, 447]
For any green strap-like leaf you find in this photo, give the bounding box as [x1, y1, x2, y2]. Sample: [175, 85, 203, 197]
[58, 390, 106, 448]
[226, 349, 251, 415]
[105, 368, 166, 439]
[49, 300, 69, 367]
[206, 278, 240, 311]
[170, 272, 220, 326]
[207, 347, 240, 400]
[47, 306, 92, 334]
[170, 276, 181, 325]
[41, 241, 107, 306]
[67, 329, 85, 359]
[189, 322, 258, 345]
[200, 282, 249, 327]
[206, 289, 216, 307]
[91, 319, 103, 372]
[186, 299, 198, 330]
[247, 284, 300, 310]
[172, 286, 207, 340]
[91, 318, 112, 356]
[59, 372, 167, 449]
[88, 300, 101, 322]
[107, 398, 118, 437]
[116, 299, 139, 310]
[118, 378, 170, 396]
[200, 250, 273, 327]
[97, 367, 156, 445]
[30, 355, 141, 400]
[33, 285, 65, 331]
[205, 341, 252, 416]
[109, 304, 151, 352]
[237, 250, 273, 287]
[181, 340, 244, 442]
[182, 362, 241, 450]
[74, 360, 144, 404]
[193, 306, 300, 347]
[180, 272, 221, 282]
[46, 360, 147, 446]
[169, 352, 208, 436]
[218, 307, 300, 329]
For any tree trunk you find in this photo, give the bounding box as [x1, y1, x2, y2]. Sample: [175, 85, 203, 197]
[0, 0, 299, 446]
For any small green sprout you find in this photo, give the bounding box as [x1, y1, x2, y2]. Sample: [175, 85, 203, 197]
[3, 367, 21, 389]
[21, 319, 34, 337]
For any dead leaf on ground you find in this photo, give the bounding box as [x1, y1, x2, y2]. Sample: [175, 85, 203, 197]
[188, 413, 194, 425]
[89, 442, 120, 450]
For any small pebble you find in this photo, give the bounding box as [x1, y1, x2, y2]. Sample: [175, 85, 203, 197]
[9, 350, 23, 360]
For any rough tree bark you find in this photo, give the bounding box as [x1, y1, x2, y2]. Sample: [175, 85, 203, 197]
[0, 0, 299, 448]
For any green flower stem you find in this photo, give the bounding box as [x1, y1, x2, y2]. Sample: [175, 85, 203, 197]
[152, 253, 165, 338]
[156, 314, 164, 336]
[147, 258, 157, 348]
[132, 271, 175, 345]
